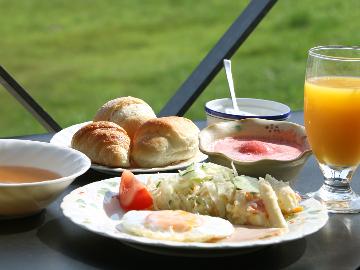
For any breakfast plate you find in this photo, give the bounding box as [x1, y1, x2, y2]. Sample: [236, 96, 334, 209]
[61, 174, 328, 257]
[50, 122, 208, 174]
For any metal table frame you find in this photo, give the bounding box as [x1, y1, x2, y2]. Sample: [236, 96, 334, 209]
[0, 0, 277, 130]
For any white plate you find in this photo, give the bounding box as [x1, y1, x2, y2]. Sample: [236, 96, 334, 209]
[50, 122, 208, 174]
[61, 173, 329, 257]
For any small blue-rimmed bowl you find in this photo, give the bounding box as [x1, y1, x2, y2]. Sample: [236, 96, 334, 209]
[205, 98, 291, 126]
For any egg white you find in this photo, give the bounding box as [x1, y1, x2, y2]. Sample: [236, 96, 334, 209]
[119, 210, 234, 242]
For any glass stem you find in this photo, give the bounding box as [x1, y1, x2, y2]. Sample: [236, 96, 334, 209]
[319, 163, 356, 194]
[313, 163, 360, 213]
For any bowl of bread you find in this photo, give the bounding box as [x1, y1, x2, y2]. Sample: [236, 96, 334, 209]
[51, 96, 207, 173]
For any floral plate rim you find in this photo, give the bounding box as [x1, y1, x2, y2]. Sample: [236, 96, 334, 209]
[60, 174, 328, 250]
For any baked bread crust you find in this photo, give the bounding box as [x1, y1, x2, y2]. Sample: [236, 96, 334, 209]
[71, 121, 131, 167]
[132, 116, 200, 167]
[93, 96, 156, 139]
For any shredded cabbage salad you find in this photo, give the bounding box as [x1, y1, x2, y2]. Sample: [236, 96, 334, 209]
[147, 162, 301, 225]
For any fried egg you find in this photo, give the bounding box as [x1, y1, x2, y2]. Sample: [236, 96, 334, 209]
[119, 210, 234, 242]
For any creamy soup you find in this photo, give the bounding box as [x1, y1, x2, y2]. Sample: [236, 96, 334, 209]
[0, 166, 61, 183]
[212, 137, 302, 162]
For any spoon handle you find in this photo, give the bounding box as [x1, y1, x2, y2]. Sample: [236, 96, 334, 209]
[223, 59, 240, 113]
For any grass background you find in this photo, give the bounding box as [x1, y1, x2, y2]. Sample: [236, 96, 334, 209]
[0, 0, 359, 136]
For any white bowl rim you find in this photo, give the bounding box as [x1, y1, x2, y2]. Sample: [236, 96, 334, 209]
[205, 98, 291, 120]
[0, 139, 91, 187]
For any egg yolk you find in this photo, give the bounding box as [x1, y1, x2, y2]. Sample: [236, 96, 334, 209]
[144, 210, 202, 232]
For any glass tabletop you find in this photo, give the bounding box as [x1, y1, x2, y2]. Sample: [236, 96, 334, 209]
[1, 112, 360, 269]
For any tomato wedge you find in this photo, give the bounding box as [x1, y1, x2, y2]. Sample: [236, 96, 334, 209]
[119, 170, 153, 211]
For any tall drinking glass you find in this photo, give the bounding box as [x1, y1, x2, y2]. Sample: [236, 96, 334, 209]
[304, 45, 360, 213]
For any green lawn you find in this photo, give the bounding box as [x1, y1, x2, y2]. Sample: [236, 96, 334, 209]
[0, 0, 359, 136]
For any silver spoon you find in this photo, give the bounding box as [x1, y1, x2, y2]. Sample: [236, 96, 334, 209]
[223, 59, 254, 116]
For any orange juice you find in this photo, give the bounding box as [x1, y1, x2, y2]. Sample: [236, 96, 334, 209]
[304, 76, 360, 166]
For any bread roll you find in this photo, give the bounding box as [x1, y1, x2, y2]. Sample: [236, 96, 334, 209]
[71, 121, 131, 167]
[132, 116, 200, 167]
[93, 96, 156, 139]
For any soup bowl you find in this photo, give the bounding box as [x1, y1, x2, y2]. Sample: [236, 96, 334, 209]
[0, 139, 91, 218]
[199, 119, 312, 184]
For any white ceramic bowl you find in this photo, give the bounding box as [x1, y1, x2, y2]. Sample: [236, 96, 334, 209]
[0, 139, 91, 218]
[205, 98, 291, 126]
